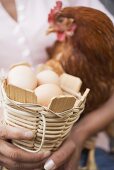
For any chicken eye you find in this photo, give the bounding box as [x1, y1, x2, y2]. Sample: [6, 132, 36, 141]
[57, 17, 65, 23]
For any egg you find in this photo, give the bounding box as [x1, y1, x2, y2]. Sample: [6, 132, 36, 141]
[35, 84, 62, 106]
[36, 63, 52, 73]
[8, 65, 38, 90]
[36, 70, 59, 85]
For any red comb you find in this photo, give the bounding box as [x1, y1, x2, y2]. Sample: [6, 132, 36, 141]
[48, 1, 63, 23]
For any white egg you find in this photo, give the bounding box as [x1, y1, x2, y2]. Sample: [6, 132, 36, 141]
[8, 65, 38, 90]
[35, 84, 62, 107]
[36, 70, 59, 85]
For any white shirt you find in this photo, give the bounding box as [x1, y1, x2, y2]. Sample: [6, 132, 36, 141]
[0, 0, 112, 148]
[0, 0, 113, 70]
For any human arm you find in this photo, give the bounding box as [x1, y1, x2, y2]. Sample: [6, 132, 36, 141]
[44, 93, 114, 170]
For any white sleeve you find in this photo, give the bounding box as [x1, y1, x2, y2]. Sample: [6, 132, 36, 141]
[68, 0, 91, 6]
[90, 0, 114, 23]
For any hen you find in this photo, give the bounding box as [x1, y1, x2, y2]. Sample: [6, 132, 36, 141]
[46, 1, 114, 114]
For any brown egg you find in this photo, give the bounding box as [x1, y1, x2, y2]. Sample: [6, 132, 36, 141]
[35, 84, 62, 106]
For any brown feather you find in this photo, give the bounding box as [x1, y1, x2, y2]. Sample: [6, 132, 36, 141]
[47, 7, 114, 114]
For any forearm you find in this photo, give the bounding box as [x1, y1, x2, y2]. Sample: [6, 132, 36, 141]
[73, 93, 114, 141]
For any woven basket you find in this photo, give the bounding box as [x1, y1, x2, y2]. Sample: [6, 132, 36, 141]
[0, 73, 89, 153]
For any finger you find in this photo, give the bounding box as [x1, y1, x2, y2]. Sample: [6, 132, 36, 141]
[58, 165, 65, 170]
[0, 124, 34, 140]
[44, 139, 75, 170]
[0, 154, 46, 170]
[0, 140, 51, 163]
[64, 150, 81, 170]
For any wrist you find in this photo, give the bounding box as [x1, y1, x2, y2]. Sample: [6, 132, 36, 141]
[70, 121, 91, 145]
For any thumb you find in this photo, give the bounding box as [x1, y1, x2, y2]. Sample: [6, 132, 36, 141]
[0, 123, 34, 140]
[44, 139, 76, 170]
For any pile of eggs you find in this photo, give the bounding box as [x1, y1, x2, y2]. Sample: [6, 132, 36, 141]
[7, 64, 63, 107]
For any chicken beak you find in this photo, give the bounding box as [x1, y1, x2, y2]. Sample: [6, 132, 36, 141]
[46, 26, 56, 35]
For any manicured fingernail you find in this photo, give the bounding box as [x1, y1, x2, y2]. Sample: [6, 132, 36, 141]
[44, 159, 56, 170]
[24, 131, 34, 138]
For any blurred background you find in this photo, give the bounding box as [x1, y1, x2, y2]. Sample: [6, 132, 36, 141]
[100, 0, 114, 15]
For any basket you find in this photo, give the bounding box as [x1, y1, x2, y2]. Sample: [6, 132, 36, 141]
[0, 73, 89, 153]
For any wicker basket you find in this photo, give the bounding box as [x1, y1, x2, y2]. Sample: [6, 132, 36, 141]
[0, 73, 89, 153]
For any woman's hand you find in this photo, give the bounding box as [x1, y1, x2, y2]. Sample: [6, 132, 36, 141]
[44, 127, 86, 170]
[0, 111, 51, 170]
[44, 93, 114, 170]
[0, 139, 50, 170]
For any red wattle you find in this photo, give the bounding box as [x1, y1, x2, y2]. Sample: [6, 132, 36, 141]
[57, 32, 66, 42]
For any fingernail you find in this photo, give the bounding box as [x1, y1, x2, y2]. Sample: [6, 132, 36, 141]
[44, 159, 56, 170]
[24, 131, 34, 138]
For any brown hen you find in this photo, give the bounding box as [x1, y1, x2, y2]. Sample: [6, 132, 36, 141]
[46, 1, 114, 114]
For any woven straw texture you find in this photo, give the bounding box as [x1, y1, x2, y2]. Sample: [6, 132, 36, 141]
[1, 74, 89, 153]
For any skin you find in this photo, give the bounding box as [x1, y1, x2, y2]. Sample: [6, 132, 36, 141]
[45, 8, 114, 169]
[0, 1, 51, 169]
[1, 1, 114, 170]
[0, 108, 51, 170]
[46, 93, 114, 170]
[0, 0, 17, 21]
